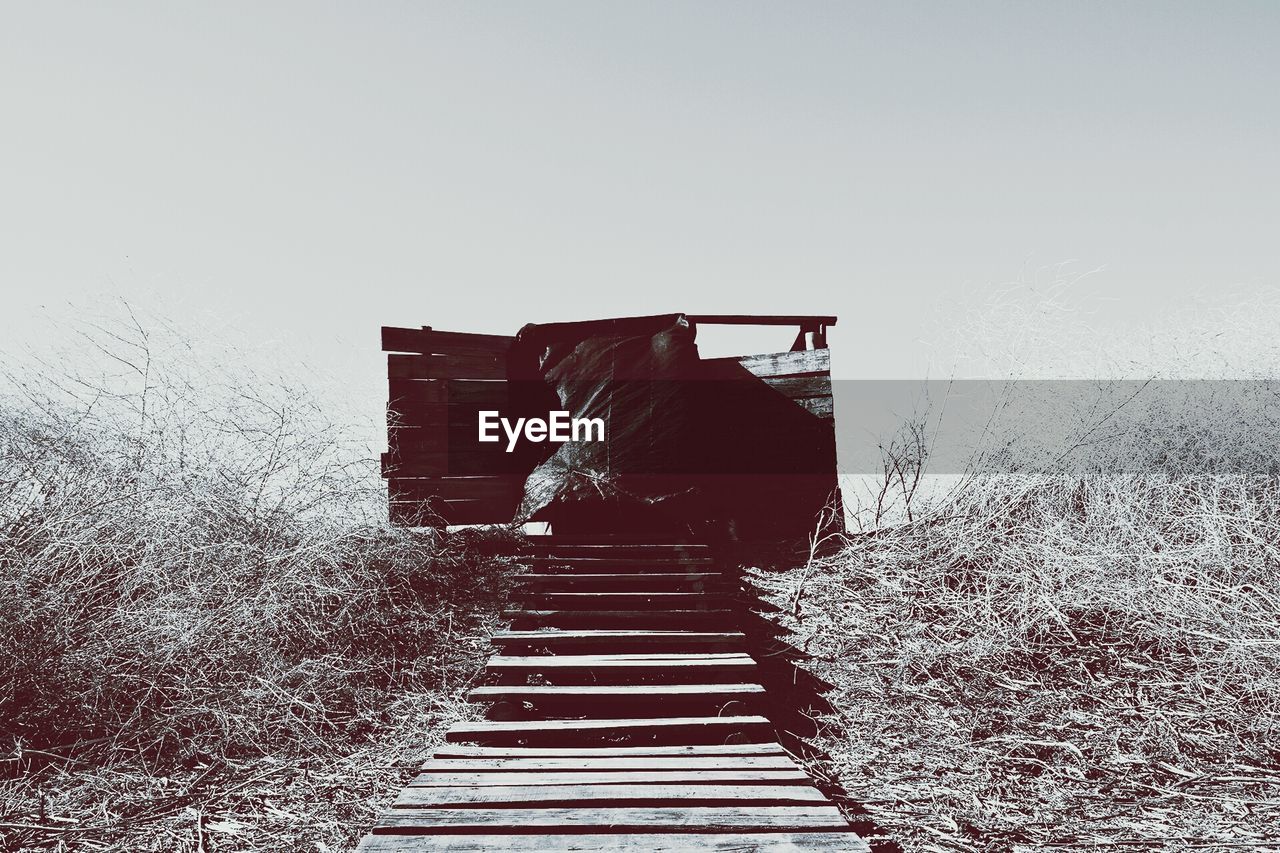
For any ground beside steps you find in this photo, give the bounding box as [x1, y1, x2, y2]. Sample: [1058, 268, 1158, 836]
[354, 537, 867, 852]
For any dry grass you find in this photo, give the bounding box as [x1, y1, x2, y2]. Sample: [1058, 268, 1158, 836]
[0, 309, 525, 851]
[754, 474, 1280, 851]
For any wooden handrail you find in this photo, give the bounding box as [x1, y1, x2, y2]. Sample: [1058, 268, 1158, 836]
[685, 315, 836, 327]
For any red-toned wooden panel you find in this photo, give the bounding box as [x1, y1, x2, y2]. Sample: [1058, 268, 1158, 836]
[388, 353, 506, 381]
[382, 326, 514, 354]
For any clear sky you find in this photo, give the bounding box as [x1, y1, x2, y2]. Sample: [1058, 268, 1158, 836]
[3, 1, 1278, 388]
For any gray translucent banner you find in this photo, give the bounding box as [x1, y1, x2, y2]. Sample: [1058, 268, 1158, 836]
[831, 380, 1280, 475]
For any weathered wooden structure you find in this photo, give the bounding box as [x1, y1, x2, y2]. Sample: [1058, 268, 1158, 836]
[380, 314, 839, 533]
[357, 315, 861, 849]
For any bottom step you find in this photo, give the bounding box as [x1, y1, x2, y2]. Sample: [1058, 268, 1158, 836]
[393, 783, 828, 808]
[358, 833, 867, 852]
[373, 805, 853, 834]
[433, 743, 788, 758]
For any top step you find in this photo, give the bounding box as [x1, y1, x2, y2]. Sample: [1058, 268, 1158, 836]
[523, 557, 717, 572]
[524, 536, 710, 548]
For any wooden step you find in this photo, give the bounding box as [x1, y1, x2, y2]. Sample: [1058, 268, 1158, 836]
[420, 756, 800, 772]
[522, 535, 709, 547]
[505, 609, 736, 628]
[525, 557, 717, 572]
[490, 629, 746, 651]
[516, 573, 730, 592]
[468, 683, 766, 707]
[432, 743, 788, 759]
[393, 783, 828, 808]
[516, 592, 733, 610]
[408, 769, 814, 787]
[444, 715, 776, 745]
[358, 832, 869, 852]
[484, 653, 757, 684]
[524, 548, 716, 560]
[372, 805, 852, 834]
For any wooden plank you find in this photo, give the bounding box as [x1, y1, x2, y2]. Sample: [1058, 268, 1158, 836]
[445, 715, 775, 744]
[432, 743, 787, 758]
[761, 375, 834, 399]
[518, 573, 726, 583]
[525, 557, 717, 571]
[526, 555, 717, 565]
[371, 805, 851, 833]
[394, 783, 828, 808]
[357, 832, 868, 852]
[517, 573, 726, 589]
[381, 432, 517, 471]
[797, 396, 834, 419]
[515, 592, 730, 610]
[386, 401, 503, 429]
[389, 476, 522, 503]
[505, 610, 737, 627]
[382, 327, 515, 354]
[420, 755, 796, 772]
[381, 450, 517, 477]
[390, 499, 515, 527]
[523, 535, 707, 546]
[386, 425, 448, 453]
[467, 683, 766, 705]
[407, 770, 812, 787]
[388, 378, 510, 407]
[686, 315, 838, 327]
[527, 541, 712, 549]
[490, 630, 746, 649]
[389, 353, 506, 381]
[703, 349, 830, 379]
[484, 654, 756, 679]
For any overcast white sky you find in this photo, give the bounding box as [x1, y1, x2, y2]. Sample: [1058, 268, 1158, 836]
[2, 1, 1277, 389]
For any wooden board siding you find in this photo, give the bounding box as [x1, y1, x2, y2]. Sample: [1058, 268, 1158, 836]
[383, 327, 518, 524]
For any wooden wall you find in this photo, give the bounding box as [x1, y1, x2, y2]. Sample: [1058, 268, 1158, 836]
[382, 326, 522, 526]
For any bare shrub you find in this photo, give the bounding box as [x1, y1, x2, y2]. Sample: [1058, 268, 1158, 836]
[775, 280, 1280, 848]
[0, 305, 522, 850]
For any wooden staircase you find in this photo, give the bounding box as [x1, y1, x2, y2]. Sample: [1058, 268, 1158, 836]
[355, 538, 867, 852]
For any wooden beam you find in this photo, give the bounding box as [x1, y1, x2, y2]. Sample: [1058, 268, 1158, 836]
[357, 832, 868, 852]
[404, 769, 813, 787]
[419, 755, 798, 772]
[702, 349, 831, 379]
[389, 499, 517, 527]
[382, 327, 515, 354]
[393, 784, 827, 808]
[484, 653, 757, 678]
[432, 744, 787, 758]
[388, 476, 522, 503]
[686, 315, 837, 327]
[489, 630, 746, 649]
[371, 805, 851, 833]
[505, 610, 738, 628]
[468, 684, 766, 704]
[388, 353, 506, 381]
[512, 592, 734, 611]
[444, 715, 775, 745]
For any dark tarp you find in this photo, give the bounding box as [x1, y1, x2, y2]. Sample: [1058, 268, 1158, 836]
[505, 313, 837, 537]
